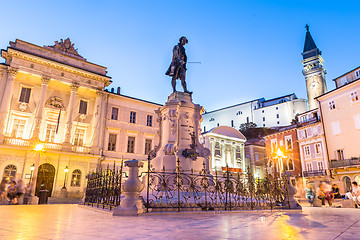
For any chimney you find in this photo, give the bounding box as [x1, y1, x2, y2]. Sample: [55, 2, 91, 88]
[111, 88, 114, 93]
[117, 87, 121, 94]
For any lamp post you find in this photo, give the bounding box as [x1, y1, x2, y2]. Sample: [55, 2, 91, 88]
[30, 143, 44, 204]
[61, 166, 69, 198]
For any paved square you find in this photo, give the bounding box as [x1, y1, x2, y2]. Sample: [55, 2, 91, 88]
[0, 205, 359, 239]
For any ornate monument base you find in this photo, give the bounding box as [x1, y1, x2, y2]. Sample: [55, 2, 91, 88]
[150, 92, 210, 173]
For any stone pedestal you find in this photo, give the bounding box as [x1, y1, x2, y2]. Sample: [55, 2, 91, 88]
[30, 195, 39, 205]
[60, 188, 68, 198]
[282, 172, 302, 209]
[113, 160, 145, 216]
[150, 92, 210, 173]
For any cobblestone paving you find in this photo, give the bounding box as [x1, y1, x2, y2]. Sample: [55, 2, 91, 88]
[0, 205, 359, 240]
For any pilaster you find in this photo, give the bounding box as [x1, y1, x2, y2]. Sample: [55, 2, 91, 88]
[0, 67, 19, 142]
[90, 90, 104, 154]
[32, 76, 51, 139]
[63, 83, 79, 150]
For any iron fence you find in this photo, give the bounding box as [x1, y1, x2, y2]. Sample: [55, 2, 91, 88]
[145, 160, 290, 212]
[84, 159, 290, 212]
[84, 161, 124, 210]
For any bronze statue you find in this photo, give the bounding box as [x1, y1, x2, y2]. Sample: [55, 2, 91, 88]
[166, 36, 190, 93]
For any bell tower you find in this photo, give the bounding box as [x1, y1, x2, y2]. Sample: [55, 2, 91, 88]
[301, 25, 327, 110]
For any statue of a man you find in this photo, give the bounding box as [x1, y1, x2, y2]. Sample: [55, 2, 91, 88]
[166, 36, 190, 93]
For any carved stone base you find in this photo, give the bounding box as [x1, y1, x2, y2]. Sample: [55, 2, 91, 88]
[29, 195, 39, 205]
[60, 188, 68, 198]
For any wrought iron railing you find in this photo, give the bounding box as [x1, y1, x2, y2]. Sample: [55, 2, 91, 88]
[84, 160, 290, 212]
[302, 170, 327, 177]
[144, 160, 290, 212]
[84, 161, 124, 210]
[329, 158, 360, 168]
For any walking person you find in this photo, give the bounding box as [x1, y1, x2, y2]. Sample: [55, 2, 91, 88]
[16, 180, 25, 204]
[0, 179, 7, 203]
[7, 180, 18, 205]
[305, 183, 315, 206]
[346, 181, 360, 207]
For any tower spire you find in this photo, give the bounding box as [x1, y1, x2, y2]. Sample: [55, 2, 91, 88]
[302, 24, 321, 59]
[301, 25, 327, 110]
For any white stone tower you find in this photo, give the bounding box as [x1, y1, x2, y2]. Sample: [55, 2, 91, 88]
[149, 92, 210, 172]
[301, 25, 327, 110]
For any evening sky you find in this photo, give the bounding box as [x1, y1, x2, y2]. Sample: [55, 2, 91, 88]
[0, 0, 359, 111]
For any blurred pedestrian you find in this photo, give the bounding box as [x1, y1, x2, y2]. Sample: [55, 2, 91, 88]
[324, 182, 334, 207]
[332, 184, 344, 199]
[16, 180, 25, 204]
[305, 183, 315, 206]
[23, 183, 32, 205]
[7, 180, 18, 205]
[346, 181, 360, 207]
[0, 179, 7, 202]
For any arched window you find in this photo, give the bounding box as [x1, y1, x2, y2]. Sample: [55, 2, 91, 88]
[71, 169, 81, 187]
[343, 176, 352, 192]
[3, 164, 17, 180]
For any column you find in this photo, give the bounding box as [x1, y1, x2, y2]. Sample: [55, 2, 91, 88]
[63, 83, 79, 148]
[32, 76, 51, 139]
[0, 67, 18, 142]
[90, 90, 104, 154]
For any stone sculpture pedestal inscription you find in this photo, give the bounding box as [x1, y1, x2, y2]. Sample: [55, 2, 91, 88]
[150, 91, 210, 173]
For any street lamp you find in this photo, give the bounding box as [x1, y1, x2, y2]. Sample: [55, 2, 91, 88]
[62, 166, 69, 189]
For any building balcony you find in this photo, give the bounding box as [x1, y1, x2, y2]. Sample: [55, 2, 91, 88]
[302, 170, 327, 177]
[2, 137, 91, 154]
[329, 158, 360, 169]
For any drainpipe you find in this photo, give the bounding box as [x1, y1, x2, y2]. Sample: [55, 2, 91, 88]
[316, 98, 332, 179]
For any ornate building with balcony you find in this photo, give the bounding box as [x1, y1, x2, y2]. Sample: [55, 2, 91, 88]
[316, 66, 360, 193]
[264, 125, 302, 187]
[296, 109, 329, 189]
[201, 126, 247, 174]
[0, 39, 161, 200]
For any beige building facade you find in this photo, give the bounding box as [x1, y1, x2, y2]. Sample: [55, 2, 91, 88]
[0, 39, 160, 199]
[317, 67, 360, 193]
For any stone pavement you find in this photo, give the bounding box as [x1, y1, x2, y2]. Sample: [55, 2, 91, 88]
[0, 205, 359, 240]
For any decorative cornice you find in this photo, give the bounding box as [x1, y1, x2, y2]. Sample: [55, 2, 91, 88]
[96, 90, 105, 96]
[5, 49, 111, 85]
[6, 67, 19, 80]
[41, 75, 51, 85]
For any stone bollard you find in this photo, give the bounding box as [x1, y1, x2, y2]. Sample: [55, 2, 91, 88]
[282, 171, 302, 209]
[113, 159, 144, 216]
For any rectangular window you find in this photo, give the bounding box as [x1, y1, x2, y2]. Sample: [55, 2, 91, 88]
[79, 100, 88, 114]
[276, 114, 279, 118]
[111, 107, 119, 120]
[306, 162, 313, 172]
[329, 101, 336, 111]
[19, 87, 31, 103]
[236, 146, 241, 159]
[73, 129, 85, 146]
[214, 142, 221, 156]
[147, 115, 153, 127]
[145, 139, 152, 155]
[255, 153, 259, 162]
[45, 123, 57, 142]
[304, 146, 310, 159]
[271, 139, 277, 152]
[306, 128, 313, 137]
[11, 119, 26, 138]
[354, 114, 360, 130]
[127, 136, 135, 153]
[108, 133, 117, 151]
[263, 117, 265, 121]
[336, 149, 344, 160]
[231, 120, 234, 127]
[331, 121, 341, 135]
[351, 91, 359, 103]
[318, 161, 324, 170]
[355, 70, 360, 79]
[315, 143, 322, 155]
[288, 158, 294, 171]
[130, 111, 136, 124]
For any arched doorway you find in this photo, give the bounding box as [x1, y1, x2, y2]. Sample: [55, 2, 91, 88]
[342, 176, 352, 193]
[35, 163, 55, 197]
